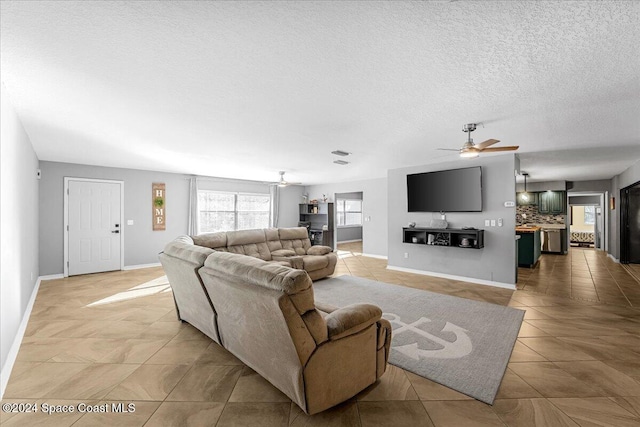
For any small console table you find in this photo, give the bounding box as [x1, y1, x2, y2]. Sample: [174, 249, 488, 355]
[402, 227, 484, 249]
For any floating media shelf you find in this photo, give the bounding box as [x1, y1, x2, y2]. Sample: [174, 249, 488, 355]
[402, 227, 484, 249]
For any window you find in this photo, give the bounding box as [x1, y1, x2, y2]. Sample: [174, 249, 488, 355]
[336, 199, 363, 226]
[198, 191, 270, 233]
[584, 206, 595, 225]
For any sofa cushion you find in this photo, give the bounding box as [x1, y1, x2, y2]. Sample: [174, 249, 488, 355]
[227, 242, 272, 261]
[279, 227, 309, 240]
[307, 245, 331, 256]
[163, 236, 214, 265]
[302, 255, 329, 272]
[204, 251, 312, 294]
[192, 232, 227, 249]
[227, 229, 266, 246]
[272, 249, 297, 257]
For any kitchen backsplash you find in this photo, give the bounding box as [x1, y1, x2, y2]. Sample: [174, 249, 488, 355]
[516, 205, 565, 226]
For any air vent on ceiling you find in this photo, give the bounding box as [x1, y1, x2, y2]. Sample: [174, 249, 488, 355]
[333, 160, 350, 165]
[331, 150, 350, 156]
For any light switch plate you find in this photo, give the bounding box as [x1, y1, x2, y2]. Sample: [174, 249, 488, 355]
[484, 219, 490, 227]
[498, 218, 503, 227]
[127, 220, 134, 225]
[491, 219, 496, 227]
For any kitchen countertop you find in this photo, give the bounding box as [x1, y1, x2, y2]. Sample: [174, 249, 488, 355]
[516, 226, 541, 233]
[517, 223, 566, 230]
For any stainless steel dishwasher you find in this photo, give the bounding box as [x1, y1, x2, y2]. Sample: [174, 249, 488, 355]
[541, 229, 562, 253]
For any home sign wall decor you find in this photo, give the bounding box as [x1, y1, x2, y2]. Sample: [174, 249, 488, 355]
[152, 183, 166, 231]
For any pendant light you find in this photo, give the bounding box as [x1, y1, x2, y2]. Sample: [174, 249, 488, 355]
[521, 173, 529, 201]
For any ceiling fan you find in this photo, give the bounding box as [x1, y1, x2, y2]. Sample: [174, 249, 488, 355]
[438, 123, 519, 158]
[272, 171, 301, 187]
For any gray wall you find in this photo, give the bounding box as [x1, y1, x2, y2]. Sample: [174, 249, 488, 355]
[388, 155, 517, 285]
[1, 85, 40, 382]
[306, 178, 388, 257]
[277, 185, 305, 228]
[39, 162, 303, 275]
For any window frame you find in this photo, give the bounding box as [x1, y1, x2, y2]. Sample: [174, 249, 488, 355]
[197, 190, 271, 233]
[336, 198, 363, 228]
[583, 205, 595, 225]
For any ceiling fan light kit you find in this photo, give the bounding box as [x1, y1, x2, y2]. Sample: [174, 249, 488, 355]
[275, 171, 301, 187]
[438, 123, 519, 158]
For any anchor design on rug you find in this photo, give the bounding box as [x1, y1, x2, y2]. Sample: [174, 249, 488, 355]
[383, 313, 473, 360]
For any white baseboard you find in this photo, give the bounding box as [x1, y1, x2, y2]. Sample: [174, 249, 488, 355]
[39, 273, 64, 281]
[607, 253, 620, 263]
[123, 262, 162, 271]
[337, 239, 363, 244]
[361, 253, 388, 260]
[386, 265, 516, 290]
[0, 276, 42, 400]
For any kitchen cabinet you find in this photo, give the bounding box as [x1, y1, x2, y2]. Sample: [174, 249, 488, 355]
[516, 227, 541, 267]
[538, 191, 566, 214]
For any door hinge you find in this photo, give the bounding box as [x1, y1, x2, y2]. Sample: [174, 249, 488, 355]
[67, 225, 69, 231]
[67, 188, 69, 195]
[67, 261, 69, 267]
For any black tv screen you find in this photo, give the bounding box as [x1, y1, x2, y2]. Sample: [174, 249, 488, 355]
[407, 166, 482, 212]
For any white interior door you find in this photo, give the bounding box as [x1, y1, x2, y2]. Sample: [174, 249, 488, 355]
[67, 179, 122, 276]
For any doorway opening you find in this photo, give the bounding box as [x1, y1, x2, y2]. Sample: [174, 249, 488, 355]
[568, 192, 607, 252]
[335, 191, 363, 254]
[621, 180, 640, 264]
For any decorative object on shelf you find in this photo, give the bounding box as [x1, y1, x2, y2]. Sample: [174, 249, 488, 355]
[309, 199, 318, 204]
[152, 183, 166, 231]
[403, 227, 484, 249]
[322, 194, 327, 202]
[302, 194, 308, 203]
[429, 218, 448, 229]
[408, 222, 416, 228]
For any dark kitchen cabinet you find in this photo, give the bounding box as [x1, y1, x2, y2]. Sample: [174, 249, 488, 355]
[538, 191, 566, 215]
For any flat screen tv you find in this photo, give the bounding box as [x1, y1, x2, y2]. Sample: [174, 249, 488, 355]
[407, 166, 482, 212]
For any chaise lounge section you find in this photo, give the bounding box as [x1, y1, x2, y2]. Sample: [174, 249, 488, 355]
[198, 251, 392, 414]
[158, 237, 392, 414]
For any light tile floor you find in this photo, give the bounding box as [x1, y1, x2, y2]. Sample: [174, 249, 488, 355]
[1, 243, 640, 426]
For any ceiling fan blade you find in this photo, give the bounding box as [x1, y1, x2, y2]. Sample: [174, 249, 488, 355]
[478, 146, 519, 152]
[437, 148, 461, 151]
[476, 139, 500, 150]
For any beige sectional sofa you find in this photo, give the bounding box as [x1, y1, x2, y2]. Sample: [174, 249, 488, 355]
[192, 227, 337, 280]
[158, 232, 392, 415]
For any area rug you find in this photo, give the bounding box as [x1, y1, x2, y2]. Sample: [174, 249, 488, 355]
[313, 276, 524, 404]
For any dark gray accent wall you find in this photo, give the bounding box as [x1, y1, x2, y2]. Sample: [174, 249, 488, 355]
[388, 155, 517, 285]
[39, 162, 303, 275]
[1, 85, 40, 381]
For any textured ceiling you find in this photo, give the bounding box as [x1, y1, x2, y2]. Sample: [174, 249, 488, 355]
[1, 1, 639, 185]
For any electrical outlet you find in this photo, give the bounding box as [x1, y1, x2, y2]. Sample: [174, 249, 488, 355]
[404, 253, 409, 259]
[484, 219, 490, 227]
[491, 219, 496, 227]
[498, 218, 503, 227]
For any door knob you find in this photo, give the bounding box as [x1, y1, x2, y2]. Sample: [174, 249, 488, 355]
[111, 230, 120, 234]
